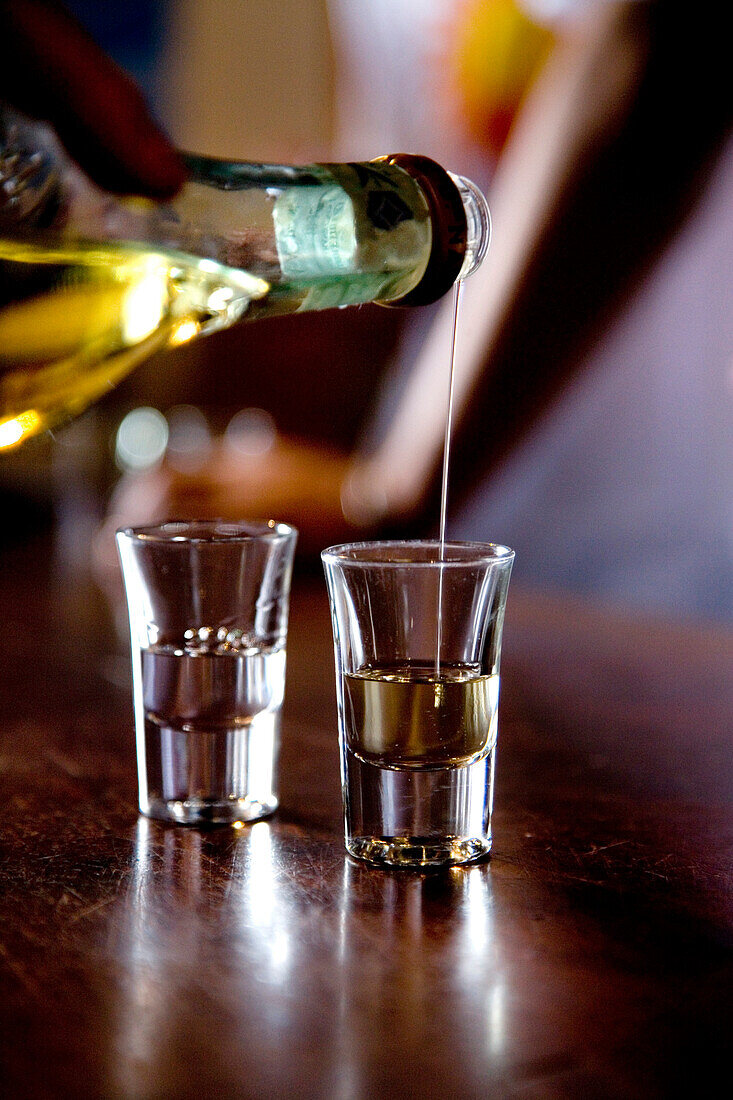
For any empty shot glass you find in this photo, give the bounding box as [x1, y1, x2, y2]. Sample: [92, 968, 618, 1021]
[322, 540, 514, 868]
[117, 520, 297, 826]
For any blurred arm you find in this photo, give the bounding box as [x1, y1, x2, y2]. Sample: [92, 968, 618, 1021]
[0, 0, 185, 196]
[342, 1, 644, 527]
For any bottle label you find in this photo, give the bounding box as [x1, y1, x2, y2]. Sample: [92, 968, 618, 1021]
[273, 185, 357, 280]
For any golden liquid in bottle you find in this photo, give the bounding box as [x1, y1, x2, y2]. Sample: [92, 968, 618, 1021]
[0, 237, 268, 450]
[0, 158, 438, 449]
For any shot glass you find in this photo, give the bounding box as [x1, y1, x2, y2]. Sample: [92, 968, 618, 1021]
[117, 520, 297, 826]
[322, 540, 514, 868]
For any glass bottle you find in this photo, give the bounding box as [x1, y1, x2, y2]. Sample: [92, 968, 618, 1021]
[0, 105, 490, 448]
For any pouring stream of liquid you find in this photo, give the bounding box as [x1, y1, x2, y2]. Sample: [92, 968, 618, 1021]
[435, 279, 463, 675]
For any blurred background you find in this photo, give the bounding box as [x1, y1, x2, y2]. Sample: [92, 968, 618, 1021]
[1, 0, 731, 623]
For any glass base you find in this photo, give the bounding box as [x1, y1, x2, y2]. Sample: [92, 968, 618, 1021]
[347, 834, 491, 869]
[138, 710, 279, 827]
[142, 793, 278, 826]
[344, 745, 495, 869]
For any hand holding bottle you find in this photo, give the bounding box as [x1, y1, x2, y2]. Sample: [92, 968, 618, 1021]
[0, 3, 490, 452]
[0, 0, 185, 197]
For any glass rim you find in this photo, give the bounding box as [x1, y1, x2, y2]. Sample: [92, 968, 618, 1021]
[116, 519, 297, 545]
[321, 538, 514, 567]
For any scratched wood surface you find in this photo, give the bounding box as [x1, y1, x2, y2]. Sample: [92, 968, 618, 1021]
[0, 533, 731, 1098]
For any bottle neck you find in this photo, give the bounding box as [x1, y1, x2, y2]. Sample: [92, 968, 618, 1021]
[373, 154, 490, 306]
[0, 103, 490, 310]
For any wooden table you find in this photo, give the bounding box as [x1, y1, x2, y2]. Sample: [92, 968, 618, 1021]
[1, 533, 731, 1098]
